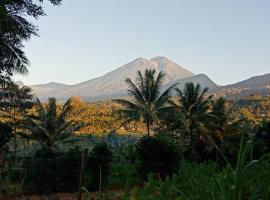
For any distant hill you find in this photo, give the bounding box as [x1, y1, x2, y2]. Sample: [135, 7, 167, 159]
[31, 82, 71, 97]
[212, 73, 270, 98]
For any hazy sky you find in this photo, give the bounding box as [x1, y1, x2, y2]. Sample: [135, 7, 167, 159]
[15, 0, 270, 85]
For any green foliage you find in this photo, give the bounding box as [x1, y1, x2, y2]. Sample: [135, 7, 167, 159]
[0, 122, 12, 172]
[87, 142, 112, 191]
[0, 181, 21, 197]
[135, 134, 182, 179]
[255, 120, 270, 153]
[107, 160, 139, 189]
[23, 148, 82, 194]
[0, 122, 12, 148]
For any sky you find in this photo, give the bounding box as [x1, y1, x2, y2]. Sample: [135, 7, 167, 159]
[15, 0, 270, 86]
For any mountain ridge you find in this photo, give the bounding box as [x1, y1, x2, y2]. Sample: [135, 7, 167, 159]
[25, 57, 270, 101]
[30, 56, 201, 100]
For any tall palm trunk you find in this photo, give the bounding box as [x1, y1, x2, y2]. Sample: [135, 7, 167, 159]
[146, 120, 150, 136]
[0, 148, 5, 170]
[189, 123, 195, 154]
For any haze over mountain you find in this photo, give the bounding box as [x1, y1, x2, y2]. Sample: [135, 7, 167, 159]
[28, 56, 270, 101]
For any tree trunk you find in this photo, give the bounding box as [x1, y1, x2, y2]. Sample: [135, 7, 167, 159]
[146, 121, 150, 136]
[0, 148, 5, 171]
[77, 149, 88, 200]
[190, 126, 195, 154]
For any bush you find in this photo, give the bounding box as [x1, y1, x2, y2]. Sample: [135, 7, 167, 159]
[87, 142, 112, 191]
[0, 122, 12, 148]
[0, 123, 12, 171]
[23, 148, 82, 194]
[255, 120, 270, 153]
[135, 134, 182, 179]
[0, 181, 21, 197]
[107, 161, 139, 189]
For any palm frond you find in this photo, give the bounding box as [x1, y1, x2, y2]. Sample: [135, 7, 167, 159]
[150, 71, 166, 102]
[125, 78, 145, 104]
[155, 83, 178, 108]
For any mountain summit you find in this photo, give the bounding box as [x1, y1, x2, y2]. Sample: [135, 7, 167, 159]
[30, 57, 216, 101]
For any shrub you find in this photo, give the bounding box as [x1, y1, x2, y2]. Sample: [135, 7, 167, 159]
[23, 148, 82, 194]
[107, 161, 139, 189]
[135, 134, 182, 179]
[255, 120, 270, 153]
[87, 142, 112, 191]
[0, 123, 12, 171]
[0, 122, 12, 148]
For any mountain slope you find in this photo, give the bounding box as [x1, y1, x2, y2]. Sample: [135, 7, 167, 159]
[31, 56, 199, 100]
[30, 82, 71, 97]
[164, 74, 217, 91]
[212, 73, 270, 98]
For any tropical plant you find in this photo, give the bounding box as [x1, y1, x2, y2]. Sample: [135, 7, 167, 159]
[115, 69, 177, 135]
[18, 97, 84, 150]
[169, 82, 215, 154]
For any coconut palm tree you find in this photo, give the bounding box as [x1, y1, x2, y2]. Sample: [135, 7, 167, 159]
[19, 97, 84, 150]
[211, 97, 243, 140]
[115, 69, 177, 135]
[170, 82, 215, 152]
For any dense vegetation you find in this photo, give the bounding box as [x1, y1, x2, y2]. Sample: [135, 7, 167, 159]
[0, 69, 270, 199]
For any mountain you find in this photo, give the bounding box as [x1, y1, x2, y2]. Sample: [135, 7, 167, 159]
[28, 57, 270, 100]
[212, 73, 270, 98]
[164, 74, 217, 91]
[31, 82, 71, 97]
[29, 56, 218, 101]
[52, 56, 194, 98]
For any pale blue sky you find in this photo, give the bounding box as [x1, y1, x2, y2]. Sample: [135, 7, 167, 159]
[15, 0, 270, 85]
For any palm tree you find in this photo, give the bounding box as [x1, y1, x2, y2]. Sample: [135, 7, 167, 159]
[19, 97, 84, 150]
[170, 82, 215, 152]
[211, 97, 243, 140]
[115, 69, 177, 135]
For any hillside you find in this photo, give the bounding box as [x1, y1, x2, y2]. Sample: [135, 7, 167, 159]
[212, 73, 270, 98]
